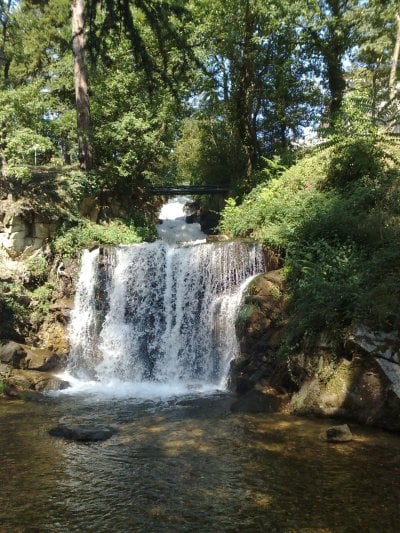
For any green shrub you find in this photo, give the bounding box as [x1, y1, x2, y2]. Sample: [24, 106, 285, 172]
[52, 219, 148, 257]
[30, 282, 55, 319]
[219, 148, 331, 248]
[25, 253, 48, 284]
[4, 128, 54, 165]
[221, 135, 400, 353]
[0, 281, 30, 331]
[6, 165, 33, 185]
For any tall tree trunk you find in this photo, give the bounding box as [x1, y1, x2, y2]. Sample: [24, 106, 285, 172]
[234, 0, 258, 189]
[0, 0, 13, 179]
[325, 0, 346, 126]
[387, 13, 400, 131]
[389, 13, 400, 102]
[326, 51, 346, 123]
[0, 0, 12, 86]
[72, 0, 93, 170]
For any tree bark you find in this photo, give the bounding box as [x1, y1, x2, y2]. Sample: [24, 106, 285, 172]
[0, 0, 13, 178]
[389, 13, 400, 103]
[72, 0, 93, 170]
[234, 0, 258, 188]
[0, 0, 12, 86]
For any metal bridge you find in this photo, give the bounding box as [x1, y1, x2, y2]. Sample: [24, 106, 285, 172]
[148, 185, 229, 195]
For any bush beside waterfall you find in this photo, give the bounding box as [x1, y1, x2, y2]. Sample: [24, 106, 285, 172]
[220, 134, 400, 352]
[52, 219, 153, 258]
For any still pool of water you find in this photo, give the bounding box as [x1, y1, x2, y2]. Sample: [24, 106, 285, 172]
[1, 392, 399, 532]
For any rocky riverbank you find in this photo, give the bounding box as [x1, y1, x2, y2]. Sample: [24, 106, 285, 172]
[0, 187, 78, 397]
[231, 270, 400, 432]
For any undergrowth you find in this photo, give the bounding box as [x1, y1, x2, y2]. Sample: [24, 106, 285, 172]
[52, 219, 155, 258]
[220, 131, 400, 354]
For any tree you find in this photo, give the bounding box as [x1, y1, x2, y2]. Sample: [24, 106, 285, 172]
[85, 0, 196, 86]
[298, 0, 361, 125]
[354, 0, 400, 128]
[0, 1, 15, 176]
[389, 12, 400, 109]
[72, 0, 92, 170]
[177, 0, 320, 194]
[0, 0, 15, 85]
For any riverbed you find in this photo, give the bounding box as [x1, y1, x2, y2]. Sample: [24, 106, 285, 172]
[1, 392, 399, 532]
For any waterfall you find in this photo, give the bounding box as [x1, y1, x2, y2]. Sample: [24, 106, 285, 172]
[66, 197, 264, 396]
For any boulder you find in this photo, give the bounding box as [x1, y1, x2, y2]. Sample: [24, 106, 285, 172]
[21, 346, 64, 371]
[0, 362, 11, 377]
[0, 341, 27, 368]
[49, 425, 117, 442]
[4, 384, 20, 399]
[37, 319, 70, 355]
[7, 369, 69, 392]
[231, 269, 294, 398]
[325, 424, 353, 443]
[291, 354, 400, 431]
[0, 341, 65, 371]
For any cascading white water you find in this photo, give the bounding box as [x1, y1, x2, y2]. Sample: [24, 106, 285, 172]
[65, 197, 264, 397]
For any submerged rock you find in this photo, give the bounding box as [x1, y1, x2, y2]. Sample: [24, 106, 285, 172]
[49, 425, 117, 442]
[325, 424, 353, 443]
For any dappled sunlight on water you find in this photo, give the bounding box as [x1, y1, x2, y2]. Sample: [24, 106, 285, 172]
[0, 393, 399, 532]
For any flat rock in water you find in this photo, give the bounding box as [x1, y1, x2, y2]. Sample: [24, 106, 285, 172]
[49, 425, 117, 442]
[325, 424, 353, 443]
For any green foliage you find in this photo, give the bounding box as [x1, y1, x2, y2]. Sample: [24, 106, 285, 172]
[52, 220, 151, 258]
[30, 282, 55, 320]
[220, 148, 331, 246]
[67, 170, 108, 203]
[6, 165, 33, 185]
[0, 281, 30, 323]
[221, 135, 400, 352]
[25, 253, 48, 285]
[4, 128, 55, 165]
[173, 117, 246, 189]
[0, 380, 5, 395]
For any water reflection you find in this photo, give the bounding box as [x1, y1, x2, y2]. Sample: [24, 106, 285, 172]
[0, 393, 399, 531]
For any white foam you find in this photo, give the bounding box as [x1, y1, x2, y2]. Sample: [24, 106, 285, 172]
[53, 372, 219, 400]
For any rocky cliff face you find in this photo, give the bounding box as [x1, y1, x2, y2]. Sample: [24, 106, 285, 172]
[0, 195, 76, 397]
[231, 270, 400, 431]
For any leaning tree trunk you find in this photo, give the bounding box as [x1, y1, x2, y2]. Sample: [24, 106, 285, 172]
[72, 0, 93, 170]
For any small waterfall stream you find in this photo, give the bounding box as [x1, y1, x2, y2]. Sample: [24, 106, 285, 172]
[65, 197, 264, 397]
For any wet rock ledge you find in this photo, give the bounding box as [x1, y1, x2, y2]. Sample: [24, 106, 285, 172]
[0, 340, 69, 397]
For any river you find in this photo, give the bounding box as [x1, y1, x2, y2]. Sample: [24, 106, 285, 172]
[1, 393, 399, 532]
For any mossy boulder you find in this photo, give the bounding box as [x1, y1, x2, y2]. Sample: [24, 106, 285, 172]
[290, 353, 400, 431]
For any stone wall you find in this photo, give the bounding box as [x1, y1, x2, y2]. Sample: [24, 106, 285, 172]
[0, 198, 58, 256]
